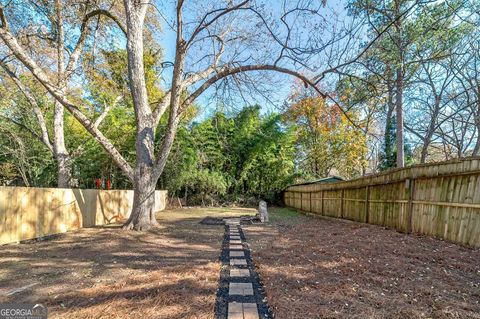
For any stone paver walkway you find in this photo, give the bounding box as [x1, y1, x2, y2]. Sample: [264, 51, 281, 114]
[228, 302, 258, 319]
[230, 269, 250, 277]
[214, 218, 272, 319]
[229, 283, 254, 295]
[230, 251, 245, 257]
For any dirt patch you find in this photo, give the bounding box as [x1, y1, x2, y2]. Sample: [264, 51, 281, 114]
[246, 208, 480, 319]
[0, 208, 255, 319]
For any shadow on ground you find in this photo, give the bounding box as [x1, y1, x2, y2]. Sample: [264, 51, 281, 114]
[0, 207, 255, 319]
[246, 208, 480, 319]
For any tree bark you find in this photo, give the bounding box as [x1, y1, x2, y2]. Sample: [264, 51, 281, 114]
[54, 0, 72, 188]
[384, 80, 395, 167]
[123, 168, 157, 230]
[122, 0, 158, 230]
[395, 67, 404, 168]
[394, 0, 405, 168]
[420, 98, 440, 164]
[473, 130, 480, 156]
[473, 94, 480, 156]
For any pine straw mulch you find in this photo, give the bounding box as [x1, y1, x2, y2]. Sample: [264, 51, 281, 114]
[245, 209, 480, 319]
[0, 208, 254, 319]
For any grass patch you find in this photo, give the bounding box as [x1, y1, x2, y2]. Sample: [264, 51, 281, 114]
[157, 207, 256, 220]
[268, 207, 303, 224]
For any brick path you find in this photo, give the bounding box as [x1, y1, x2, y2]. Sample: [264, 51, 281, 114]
[214, 218, 272, 319]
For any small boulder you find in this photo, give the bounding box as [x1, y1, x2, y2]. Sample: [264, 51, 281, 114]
[258, 200, 268, 223]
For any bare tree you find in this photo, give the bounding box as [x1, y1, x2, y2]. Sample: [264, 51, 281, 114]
[1, 0, 363, 229]
[405, 53, 459, 163]
[454, 39, 480, 155]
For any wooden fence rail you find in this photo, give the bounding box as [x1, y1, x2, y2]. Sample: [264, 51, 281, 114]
[0, 186, 167, 245]
[283, 157, 480, 247]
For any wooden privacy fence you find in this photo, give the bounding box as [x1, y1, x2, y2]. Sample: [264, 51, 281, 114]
[0, 186, 167, 245]
[284, 157, 480, 247]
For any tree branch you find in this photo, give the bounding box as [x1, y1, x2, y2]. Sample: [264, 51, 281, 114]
[93, 96, 122, 128]
[181, 64, 365, 132]
[185, 0, 249, 48]
[0, 113, 52, 152]
[152, 92, 171, 126]
[183, 64, 325, 108]
[0, 61, 53, 152]
[313, 0, 431, 84]
[65, 9, 127, 77]
[0, 23, 134, 181]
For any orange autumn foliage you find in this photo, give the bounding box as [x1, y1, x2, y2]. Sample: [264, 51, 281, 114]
[284, 94, 367, 178]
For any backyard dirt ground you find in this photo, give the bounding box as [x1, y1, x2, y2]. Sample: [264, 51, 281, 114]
[245, 208, 480, 319]
[1, 207, 479, 319]
[0, 207, 255, 319]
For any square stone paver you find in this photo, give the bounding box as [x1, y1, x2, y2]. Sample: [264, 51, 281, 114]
[230, 259, 247, 266]
[230, 269, 250, 277]
[230, 239, 242, 244]
[229, 244, 243, 250]
[243, 303, 259, 319]
[225, 219, 240, 226]
[229, 283, 254, 296]
[228, 302, 259, 319]
[228, 302, 243, 319]
[230, 251, 245, 257]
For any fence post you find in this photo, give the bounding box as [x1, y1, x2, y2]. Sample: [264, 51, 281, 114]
[321, 190, 324, 215]
[300, 192, 303, 211]
[407, 179, 415, 233]
[340, 189, 345, 218]
[309, 192, 312, 213]
[365, 185, 370, 223]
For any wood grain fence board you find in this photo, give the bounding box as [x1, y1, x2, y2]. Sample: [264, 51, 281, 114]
[283, 157, 480, 247]
[0, 187, 167, 245]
